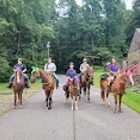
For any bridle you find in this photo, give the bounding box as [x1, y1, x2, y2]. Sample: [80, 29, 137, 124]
[31, 69, 54, 86]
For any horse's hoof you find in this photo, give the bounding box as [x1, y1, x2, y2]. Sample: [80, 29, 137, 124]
[119, 110, 123, 113]
[12, 105, 16, 109]
[46, 108, 48, 111]
[108, 103, 111, 107]
[101, 102, 105, 106]
[88, 100, 91, 103]
[48, 106, 52, 110]
[114, 110, 118, 114]
[19, 105, 23, 109]
[71, 108, 74, 111]
[75, 108, 78, 111]
[65, 101, 68, 104]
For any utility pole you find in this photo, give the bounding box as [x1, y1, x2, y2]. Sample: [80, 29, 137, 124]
[46, 41, 50, 58]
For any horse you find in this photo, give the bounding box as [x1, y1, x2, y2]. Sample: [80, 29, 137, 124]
[12, 67, 25, 109]
[79, 66, 94, 102]
[66, 78, 80, 111]
[30, 68, 55, 110]
[100, 69, 134, 114]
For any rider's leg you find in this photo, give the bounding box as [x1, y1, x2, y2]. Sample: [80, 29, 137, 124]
[53, 73, 59, 88]
[78, 72, 83, 80]
[6, 74, 15, 88]
[23, 74, 30, 88]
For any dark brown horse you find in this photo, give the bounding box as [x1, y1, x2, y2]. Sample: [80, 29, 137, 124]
[79, 66, 94, 102]
[12, 67, 25, 109]
[100, 69, 134, 114]
[67, 77, 80, 111]
[30, 68, 55, 110]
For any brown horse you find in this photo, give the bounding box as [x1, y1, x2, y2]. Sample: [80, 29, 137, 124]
[67, 77, 80, 111]
[12, 67, 25, 109]
[30, 68, 55, 110]
[79, 66, 94, 102]
[100, 69, 134, 114]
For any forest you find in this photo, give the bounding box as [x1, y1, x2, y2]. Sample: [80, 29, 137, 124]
[0, 0, 140, 82]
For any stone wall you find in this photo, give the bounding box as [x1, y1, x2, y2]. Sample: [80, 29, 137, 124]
[128, 50, 140, 65]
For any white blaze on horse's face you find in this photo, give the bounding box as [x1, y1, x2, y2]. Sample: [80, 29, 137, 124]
[17, 72, 21, 84]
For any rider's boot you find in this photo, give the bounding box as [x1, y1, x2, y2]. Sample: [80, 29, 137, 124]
[25, 83, 30, 88]
[56, 84, 59, 89]
[6, 83, 12, 88]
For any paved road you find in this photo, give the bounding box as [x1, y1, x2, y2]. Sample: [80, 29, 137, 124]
[0, 75, 140, 140]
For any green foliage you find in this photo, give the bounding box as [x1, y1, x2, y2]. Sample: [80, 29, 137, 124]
[0, 0, 137, 82]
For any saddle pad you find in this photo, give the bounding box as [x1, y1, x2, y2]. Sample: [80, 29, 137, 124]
[100, 74, 109, 80]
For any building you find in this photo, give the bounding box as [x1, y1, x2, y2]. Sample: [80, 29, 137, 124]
[128, 28, 140, 65]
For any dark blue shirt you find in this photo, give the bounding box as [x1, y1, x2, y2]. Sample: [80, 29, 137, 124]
[66, 69, 77, 78]
[14, 64, 26, 71]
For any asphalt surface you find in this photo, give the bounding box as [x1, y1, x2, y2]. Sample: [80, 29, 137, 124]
[0, 75, 140, 140]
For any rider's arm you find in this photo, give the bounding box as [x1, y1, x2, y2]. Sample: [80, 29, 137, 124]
[22, 69, 27, 73]
[80, 65, 84, 72]
[68, 76, 73, 81]
[110, 70, 116, 75]
[44, 64, 48, 72]
[51, 68, 56, 72]
[22, 64, 27, 73]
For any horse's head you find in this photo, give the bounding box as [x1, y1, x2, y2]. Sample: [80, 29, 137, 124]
[124, 69, 134, 86]
[15, 67, 23, 84]
[73, 77, 80, 88]
[84, 66, 94, 83]
[30, 70, 40, 83]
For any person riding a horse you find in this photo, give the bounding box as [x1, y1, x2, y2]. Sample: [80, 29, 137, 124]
[63, 62, 77, 92]
[78, 58, 89, 80]
[6, 58, 30, 88]
[107, 58, 120, 90]
[44, 57, 59, 89]
[78, 58, 94, 85]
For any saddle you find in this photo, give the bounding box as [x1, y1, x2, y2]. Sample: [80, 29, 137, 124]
[100, 74, 109, 80]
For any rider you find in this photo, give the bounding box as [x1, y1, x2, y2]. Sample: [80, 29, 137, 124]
[78, 58, 89, 80]
[107, 58, 120, 90]
[44, 57, 59, 88]
[6, 58, 30, 88]
[78, 58, 94, 85]
[63, 62, 77, 92]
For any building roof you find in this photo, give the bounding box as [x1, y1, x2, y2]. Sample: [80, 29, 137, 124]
[129, 28, 140, 53]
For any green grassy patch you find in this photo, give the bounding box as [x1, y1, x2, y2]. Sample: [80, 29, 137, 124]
[94, 70, 140, 114]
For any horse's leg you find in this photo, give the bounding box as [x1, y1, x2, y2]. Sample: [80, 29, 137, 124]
[106, 90, 111, 107]
[48, 90, 53, 109]
[119, 94, 123, 113]
[71, 93, 74, 111]
[65, 87, 69, 104]
[19, 92, 23, 109]
[79, 86, 82, 101]
[114, 94, 118, 114]
[83, 86, 86, 99]
[100, 89, 105, 105]
[87, 85, 91, 103]
[13, 91, 17, 109]
[45, 90, 49, 110]
[75, 95, 78, 111]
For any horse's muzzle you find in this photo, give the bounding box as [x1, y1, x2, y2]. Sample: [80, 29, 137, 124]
[30, 77, 36, 83]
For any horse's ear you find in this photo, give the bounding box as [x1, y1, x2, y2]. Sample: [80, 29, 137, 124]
[125, 69, 128, 73]
[130, 69, 134, 73]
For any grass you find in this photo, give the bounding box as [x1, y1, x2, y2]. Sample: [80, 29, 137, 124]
[94, 70, 140, 114]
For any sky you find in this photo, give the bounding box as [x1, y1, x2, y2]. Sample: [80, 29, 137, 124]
[75, 0, 134, 9]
